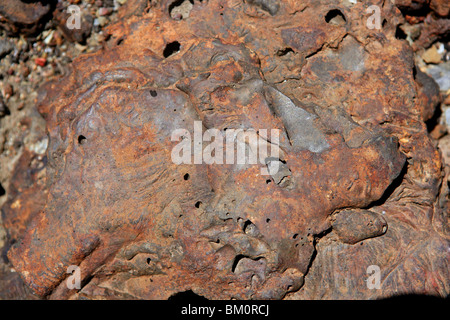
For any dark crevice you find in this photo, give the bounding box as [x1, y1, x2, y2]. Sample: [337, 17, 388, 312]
[314, 226, 332, 239]
[366, 160, 408, 209]
[325, 9, 346, 26]
[304, 43, 326, 60]
[1, 239, 15, 264]
[0, 105, 10, 117]
[231, 254, 246, 273]
[425, 102, 442, 134]
[80, 274, 95, 292]
[277, 47, 294, 56]
[168, 289, 208, 301]
[300, 226, 332, 282]
[116, 37, 124, 46]
[242, 219, 252, 232]
[242, 219, 260, 237]
[231, 255, 264, 273]
[163, 41, 181, 58]
[302, 238, 317, 278]
[397, 4, 431, 17]
[0, 183, 5, 197]
[395, 25, 407, 40]
[77, 135, 87, 145]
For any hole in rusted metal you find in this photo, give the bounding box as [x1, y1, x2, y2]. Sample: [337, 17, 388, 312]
[0, 183, 5, 197]
[325, 9, 346, 26]
[116, 37, 124, 46]
[395, 25, 407, 40]
[277, 47, 294, 56]
[78, 135, 87, 145]
[163, 41, 181, 58]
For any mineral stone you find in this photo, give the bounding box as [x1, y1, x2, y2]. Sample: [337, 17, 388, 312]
[2, 0, 449, 300]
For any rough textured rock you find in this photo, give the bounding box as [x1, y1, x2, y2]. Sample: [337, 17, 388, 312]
[52, 1, 93, 44]
[0, 0, 53, 36]
[1, 0, 449, 300]
[395, 0, 450, 17]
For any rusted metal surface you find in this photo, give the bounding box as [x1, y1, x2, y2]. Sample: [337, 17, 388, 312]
[52, 1, 93, 44]
[394, 0, 450, 51]
[1, 0, 449, 299]
[395, 0, 449, 17]
[0, 0, 52, 36]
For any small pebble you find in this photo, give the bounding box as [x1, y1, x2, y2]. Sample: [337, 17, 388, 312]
[35, 57, 46, 67]
[422, 46, 442, 64]
[43, 30, 54, 45]
[0, 39, 13, 58]
[445, 108, 450, 129]
[42, 69, 54, 78]
[21, 65, 30, 78]
[2, 83, 13, 99]
[53, 31, 64, 46]
[98, 7, 113, 16]
[98, 16, 109, 27]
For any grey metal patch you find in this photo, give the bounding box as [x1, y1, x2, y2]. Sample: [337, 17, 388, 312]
[265, 86, 330, 153]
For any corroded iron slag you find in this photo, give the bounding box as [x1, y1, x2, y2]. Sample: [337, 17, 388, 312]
[2, 0, 449, 299]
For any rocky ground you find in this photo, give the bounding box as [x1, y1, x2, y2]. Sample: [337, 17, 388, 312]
[0, 0, 449, 299]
